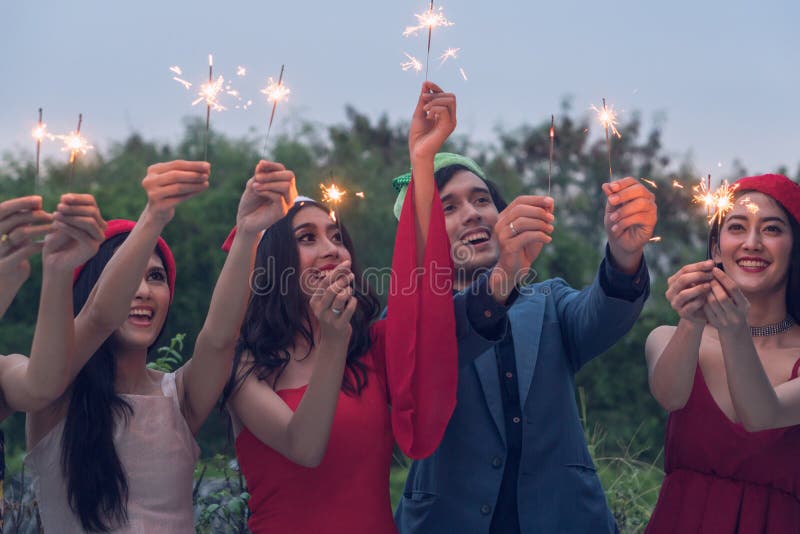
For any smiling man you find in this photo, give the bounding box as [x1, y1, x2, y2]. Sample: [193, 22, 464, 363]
[392, 153, 657, 533]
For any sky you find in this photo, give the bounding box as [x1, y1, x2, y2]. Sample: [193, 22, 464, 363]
[3, 0, 799, 181]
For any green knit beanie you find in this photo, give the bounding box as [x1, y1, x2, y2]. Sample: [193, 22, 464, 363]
[391, 153, 487, 220]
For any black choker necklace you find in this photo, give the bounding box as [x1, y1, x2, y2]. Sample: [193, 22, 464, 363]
[750, 316, 795, 337]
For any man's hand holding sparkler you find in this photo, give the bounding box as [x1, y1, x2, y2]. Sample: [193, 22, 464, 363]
[603, 177, 657, 274]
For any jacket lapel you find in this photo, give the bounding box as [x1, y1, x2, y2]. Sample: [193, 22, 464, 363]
[474, 351, 505, 446]
[509, 292, 545, 409]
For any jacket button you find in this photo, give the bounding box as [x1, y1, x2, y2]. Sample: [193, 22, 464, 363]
[491, 456, 503, 468]
[480, 504, 492, 515]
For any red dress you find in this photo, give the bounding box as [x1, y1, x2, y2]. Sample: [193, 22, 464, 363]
[235, 181, 458, 534]
[646, 360, 800, 533]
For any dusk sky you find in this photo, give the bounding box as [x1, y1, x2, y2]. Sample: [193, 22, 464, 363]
[3, 1, 798, 181]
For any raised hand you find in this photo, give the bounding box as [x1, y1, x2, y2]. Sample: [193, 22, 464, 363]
[0, 196, 52, 288]
[44, 194, 107, 271]
[490, 195, 555, 295]
[703, 267, 750, 333]
[141, 160, 210, 224]
[308, 261, 356, 346]
[238, 160, 298, 235]
[602, 177, 657, 273]
[409, 81, 457, 162]
[665, 260, 715, 326]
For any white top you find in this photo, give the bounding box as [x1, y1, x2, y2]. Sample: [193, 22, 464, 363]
[26, 372, 200, 533]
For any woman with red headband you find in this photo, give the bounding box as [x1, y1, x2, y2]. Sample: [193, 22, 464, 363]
[0, 194, 105, 420]
[219, 82, 458, 533]
[26, 160, 294, 533]
[646, 174, 800, 532]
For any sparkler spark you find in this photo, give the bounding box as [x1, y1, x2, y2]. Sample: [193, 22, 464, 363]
[672, 180, 684, 189]
[402, 5, 454, 37]
[355, 192, 365, 198]
[401, 52, 423, 72]
[649, 236, 662, 242]
[438, 47, 460, 65]
[739, 196, 760, 214]
[237, 66, 247, 76]
[641, 178, 658, 189]
[459, 67, 468, 81]
[320, 183, 347, 204]
[548, 115, 555, 196]
[591, 100, 621, 139]
[692, 176, 737, 225]
[192, 75, 226, 111]
[260, 65, 290, 156]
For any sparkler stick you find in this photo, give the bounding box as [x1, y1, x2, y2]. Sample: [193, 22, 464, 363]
[33, 108, 45, 180]
[592, 98, 621, 181]
[261, 64, 288, 157]
[204, 54, 213, 161]
[548, 115, 554, 196]
[58, 114, 93, 185]
[425, 0, 434, 79]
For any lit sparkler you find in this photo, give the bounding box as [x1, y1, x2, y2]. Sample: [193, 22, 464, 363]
[403, 1, 454, 79]
[592, 98, 621, 181]
[58, 114, 93, 184]
[321, 181, 347, 235]
[691, 175, 737, 225]
[260, 64, 290, 156]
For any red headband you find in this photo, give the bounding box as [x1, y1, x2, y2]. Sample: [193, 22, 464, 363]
[734, 174, 800, 224]
[72, 219, 177, 302]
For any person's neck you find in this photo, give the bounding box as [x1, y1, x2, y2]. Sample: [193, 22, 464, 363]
[746, 286, 788, 327]
[113, 347, 153, 394]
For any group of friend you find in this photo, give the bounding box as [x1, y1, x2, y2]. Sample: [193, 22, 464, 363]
[0, 82, 798, 533]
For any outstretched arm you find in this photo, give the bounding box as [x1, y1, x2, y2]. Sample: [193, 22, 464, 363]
[1, 195, 105, 413]
[71, 160, 209, 380]
[179, 161, 297, 434]
[646, 260, 714, 411]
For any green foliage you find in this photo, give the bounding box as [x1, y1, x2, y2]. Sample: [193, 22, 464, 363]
[194, 454, 250, 534]
[147, 333, 188, 372]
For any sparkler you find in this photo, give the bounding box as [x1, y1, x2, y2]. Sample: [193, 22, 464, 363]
[548, 115, 555, 196]
[403, 0, 454, 79]
[32, 108, 47, 181]
[58, 114, 93, 185]
[320, 180, 347, 236]
[438, 47, 460, 66]
[260, 64, 290, 157]
[691, 174, 737, 225]
[592, 98, 621, 181]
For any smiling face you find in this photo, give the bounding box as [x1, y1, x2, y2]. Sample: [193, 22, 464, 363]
[712, 191, 795, 296]
[109, 253, 171, 351]
[293, 205, 352, 295]
[439, 170, 502, 285]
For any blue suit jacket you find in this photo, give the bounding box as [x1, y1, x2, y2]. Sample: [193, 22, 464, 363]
[395, 263, 648, 533]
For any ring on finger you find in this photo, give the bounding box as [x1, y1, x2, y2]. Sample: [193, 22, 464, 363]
[0, 233, 10, 246]
[509, 221, 519, 237]
[331, 308, 343, 315]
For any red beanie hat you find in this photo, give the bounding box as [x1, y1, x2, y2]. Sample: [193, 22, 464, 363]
[72, 219, 177, 301]
[734, 174, 800, 224]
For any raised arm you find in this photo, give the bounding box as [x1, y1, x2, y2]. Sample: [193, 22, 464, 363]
[230, 267, 357, 467]
[408, 81, 456, 263]
[646, 260, 714, 411]
[0, 195, 105, 413]
[72, 160, 209, 378]
[179, 161, 297, 434]
[0, 196, 52, 318]
[704, 268, 800, 430]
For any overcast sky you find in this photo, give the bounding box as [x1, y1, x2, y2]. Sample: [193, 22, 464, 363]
[3, 0, 798, 180]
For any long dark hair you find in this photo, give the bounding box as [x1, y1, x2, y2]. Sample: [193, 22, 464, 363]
[222, 201, 380, 406]
[708, 191, 800, 323]
[63, 233, 170, 532]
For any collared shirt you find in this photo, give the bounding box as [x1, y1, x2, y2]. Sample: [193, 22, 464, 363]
[464, 246, 648, 531]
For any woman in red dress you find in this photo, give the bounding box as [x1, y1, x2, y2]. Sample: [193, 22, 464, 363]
[646, 174, 800, 533]
[221, 82, 459, 533]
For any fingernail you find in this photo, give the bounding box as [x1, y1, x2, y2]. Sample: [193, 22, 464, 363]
[610, 212, 619, 221]
[610, 194, 619, 203]
[611, 224, 618, 232]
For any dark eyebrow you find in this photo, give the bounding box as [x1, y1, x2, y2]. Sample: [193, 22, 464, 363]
[293, 222, 340, 233]
[440, 186, 491, 204]
[726, 214, 787, 224]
